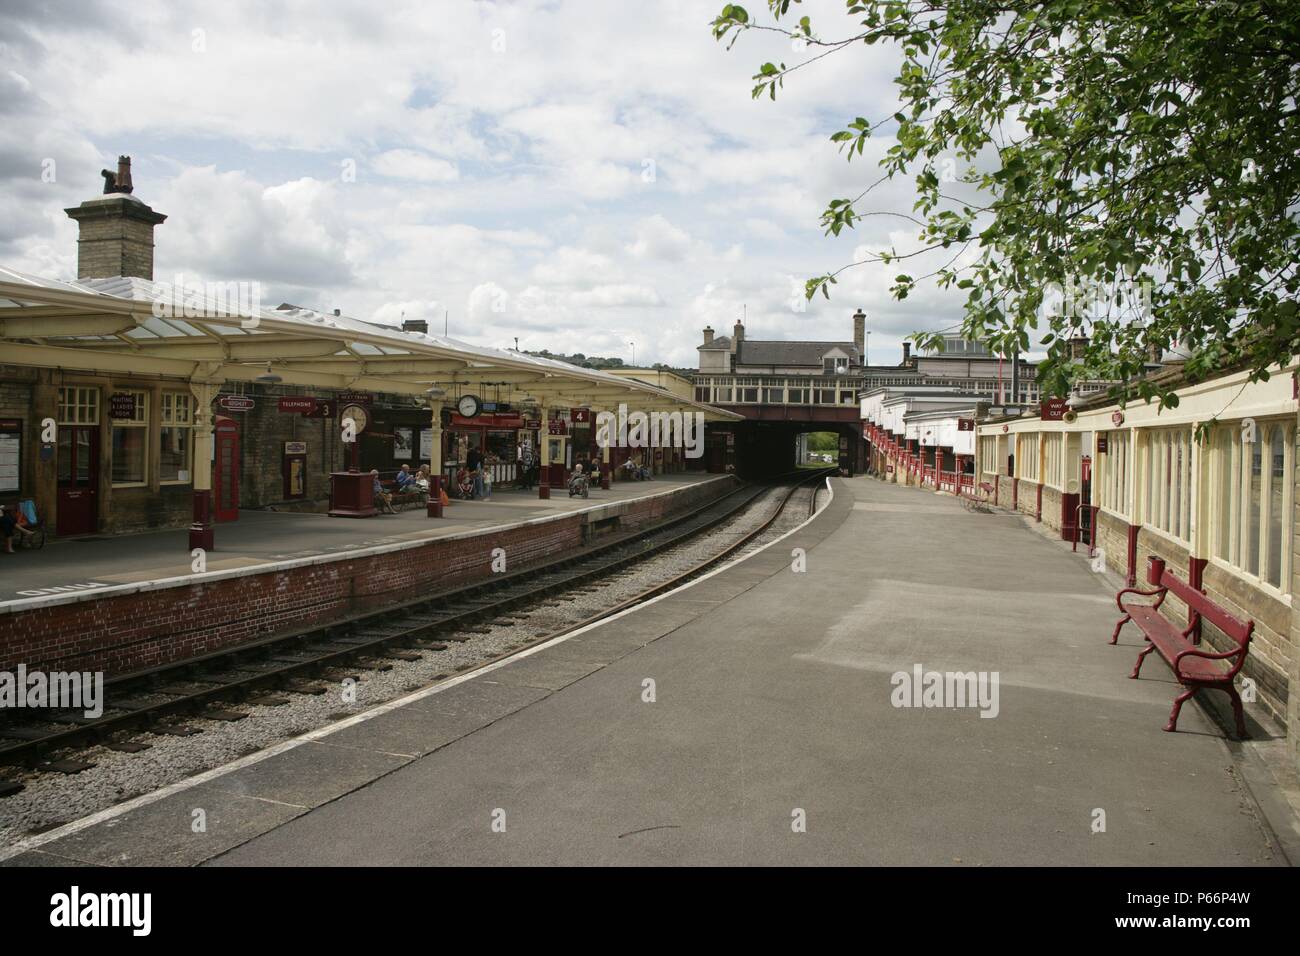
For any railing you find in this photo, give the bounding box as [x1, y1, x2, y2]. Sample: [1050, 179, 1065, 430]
[442, 461, 520, 489]
[958, 473, 975, 495]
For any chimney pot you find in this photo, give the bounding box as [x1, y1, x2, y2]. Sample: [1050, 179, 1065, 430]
[333, 309, 341, 316]
[65, 155, 165, 280]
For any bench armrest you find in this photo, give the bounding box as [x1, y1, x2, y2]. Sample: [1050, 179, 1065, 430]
[1173, 644, 1247, 678]
[1116, 586, 1166, 613]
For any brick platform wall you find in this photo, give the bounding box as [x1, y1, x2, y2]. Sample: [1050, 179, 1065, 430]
[0, 477, 736, 677]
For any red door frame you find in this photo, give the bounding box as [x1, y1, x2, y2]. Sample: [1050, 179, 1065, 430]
[213, 416, 240, 522]
[56, 425, 99, 536]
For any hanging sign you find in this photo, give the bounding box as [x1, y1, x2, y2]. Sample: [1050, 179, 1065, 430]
[217, 395, 254, 413]
[957, 418, 975, 431]
[548, 420, 566, 435]
[218, 394, 255, 412]
[278, 397, 318, 414]
[571, 408, 591, 424]
[109, 393, 137, 419]
[338, 392, 374, 406]
[1040, 398, 1068, 421]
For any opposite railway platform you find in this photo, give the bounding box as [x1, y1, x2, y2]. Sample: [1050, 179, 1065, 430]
[0, 473, 723, 606]
[5, 474, 1300, 866]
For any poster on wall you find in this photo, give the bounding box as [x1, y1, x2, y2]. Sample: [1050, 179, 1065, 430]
[394, 426, 414, 460]
[419, 428, 432, 461]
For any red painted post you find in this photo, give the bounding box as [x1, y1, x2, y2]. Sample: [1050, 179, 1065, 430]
[189, 489, 214, 550]
[1126, 523, 1139, 586]
[1188, 556, 1208, 643]
[426, 475, 444, 517]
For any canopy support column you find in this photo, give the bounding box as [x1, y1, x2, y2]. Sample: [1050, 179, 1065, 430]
[188, 382, 219, 551]
[427, 399, 444, 517]
[538, 403, 550, 499]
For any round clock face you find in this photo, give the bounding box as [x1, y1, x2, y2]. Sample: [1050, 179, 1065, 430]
[457, 394, 482, 418]
[340, 403, 369, 433]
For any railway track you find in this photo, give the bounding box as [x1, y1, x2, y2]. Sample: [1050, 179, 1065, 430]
[0, 468, 833, 782]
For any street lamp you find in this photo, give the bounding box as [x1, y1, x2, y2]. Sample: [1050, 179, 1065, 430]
[628, 341, 636, 366]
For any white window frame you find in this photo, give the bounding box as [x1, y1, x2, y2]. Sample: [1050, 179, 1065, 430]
[110, 388, 149, 488]
[159, 391, 194, 485]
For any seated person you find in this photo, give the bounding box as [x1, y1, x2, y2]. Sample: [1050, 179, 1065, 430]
[370, 469, 396, 513]
[2, 504, 35, 553]
[394, 464, 416, 490]
[414, 465, 431, 491]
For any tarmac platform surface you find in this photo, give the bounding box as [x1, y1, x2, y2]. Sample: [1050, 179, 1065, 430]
[0, 473, 719, 606]
[3, 475, 1293, 866]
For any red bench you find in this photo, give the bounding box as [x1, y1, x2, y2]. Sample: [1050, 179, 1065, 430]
[1111, 563, 1253, 737]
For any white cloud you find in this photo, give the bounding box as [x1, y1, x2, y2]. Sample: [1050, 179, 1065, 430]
[0, 0, 968, 366]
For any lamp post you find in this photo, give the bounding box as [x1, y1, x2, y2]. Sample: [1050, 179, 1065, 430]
[628, 341, 636, 366]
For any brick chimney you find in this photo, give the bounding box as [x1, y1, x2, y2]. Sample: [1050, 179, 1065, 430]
[1069, 335, 1089, 360]
[731, 320, 744, 354]
[702, 326, 714, 346]
[402, 319, 429, 335]
[853, 308, 865, 360]
[64, 155, 166, 280]
[902, 341, 911, 365]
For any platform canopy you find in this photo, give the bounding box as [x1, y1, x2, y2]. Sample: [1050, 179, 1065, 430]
[0, 267, 741, 419]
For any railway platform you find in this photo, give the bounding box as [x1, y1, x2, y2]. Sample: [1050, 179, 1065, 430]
[0, 473, 721, 607]
[5, 475, 1299, 866]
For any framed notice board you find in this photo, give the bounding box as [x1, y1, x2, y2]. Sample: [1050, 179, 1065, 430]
[0, 419, 21, 493]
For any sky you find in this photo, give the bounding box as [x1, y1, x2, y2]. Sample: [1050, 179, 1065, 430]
[0, 0, 976, 369]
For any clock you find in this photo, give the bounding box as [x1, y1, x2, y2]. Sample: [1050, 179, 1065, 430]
[340, 403, 369, 434]
[457, 394, 482, 418]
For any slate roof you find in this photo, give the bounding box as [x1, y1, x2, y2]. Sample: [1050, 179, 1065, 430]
[734, 339, 860, 367]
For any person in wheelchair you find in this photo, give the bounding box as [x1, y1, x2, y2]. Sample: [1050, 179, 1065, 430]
[568, 463, 590, 498]
[455, 466, 476, 500]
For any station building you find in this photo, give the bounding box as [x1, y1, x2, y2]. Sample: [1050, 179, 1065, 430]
[691, 313, 869, 475]
[0, 158, 738, 544]
[860, 355, 1300, 767]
